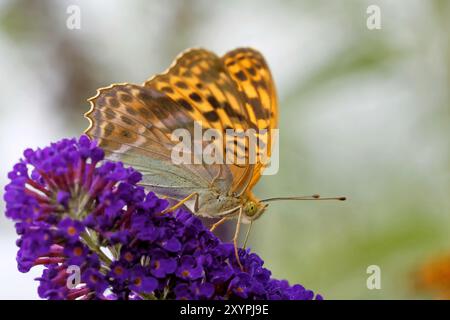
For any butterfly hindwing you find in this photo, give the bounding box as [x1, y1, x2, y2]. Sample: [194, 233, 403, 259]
[85, 83, 234, 200]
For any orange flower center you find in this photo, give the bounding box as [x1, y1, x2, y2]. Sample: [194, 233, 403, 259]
[181, 270, 190, 277]
[134, 277, 142, 286]
[73, 247, 83, 256]
[114, 266, 124, 275]
[67, 226, 77, 236]
[124, 252, 133, 262]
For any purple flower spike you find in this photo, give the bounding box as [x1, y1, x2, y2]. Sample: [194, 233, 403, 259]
[4, 136, 323, 300]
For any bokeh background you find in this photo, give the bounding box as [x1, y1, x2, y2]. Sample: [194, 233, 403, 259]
[0, 0, 449, 299]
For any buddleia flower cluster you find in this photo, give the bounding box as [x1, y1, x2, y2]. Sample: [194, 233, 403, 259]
[3, 136, 322, 300]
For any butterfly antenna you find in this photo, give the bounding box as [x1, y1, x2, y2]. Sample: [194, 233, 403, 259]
[260, 194, 346, 203]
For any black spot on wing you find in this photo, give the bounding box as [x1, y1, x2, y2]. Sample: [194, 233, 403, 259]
[223, 101, 245, 122]
[120, 94, 132, 103]
[161, 86, 174, 94]
[105, 110, 116, 120]
[175, 81, 188, 89]
[235, 71, 247, 81]
[109, 98, 119, 108]
[104, 123, 114, 137]
[207, 96, 221, 109]
[120, 115, 134, 125]
[247, 67, 256, 76]
[126, 106, 137, 116]
[177, 98, 194, 111]
[249, 98, 266, 119]
[204, 110, 219, 122]
[189, 92, 202, 102]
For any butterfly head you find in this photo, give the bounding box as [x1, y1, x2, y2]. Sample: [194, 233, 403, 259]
[242, 199, 268, 222]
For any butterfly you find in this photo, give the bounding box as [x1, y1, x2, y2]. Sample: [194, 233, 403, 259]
[84, 47, 345, 268]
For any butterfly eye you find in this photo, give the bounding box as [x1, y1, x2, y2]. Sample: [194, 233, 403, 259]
[244, 201, 258, 217]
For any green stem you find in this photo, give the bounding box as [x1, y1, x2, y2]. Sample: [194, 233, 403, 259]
[81, 232, 112, 265]
[139, 293, 157, 300]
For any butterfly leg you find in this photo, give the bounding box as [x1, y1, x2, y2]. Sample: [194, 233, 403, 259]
[210, 217, 229, 232]
[161, 192, 199, 214]
[233, 206, 244, 270]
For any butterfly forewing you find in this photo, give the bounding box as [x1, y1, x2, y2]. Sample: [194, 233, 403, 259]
[145, 49, 250, 132]
[222, 48, 278, 192]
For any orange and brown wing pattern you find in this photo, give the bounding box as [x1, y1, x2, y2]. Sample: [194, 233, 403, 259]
[144, 48, 250, 133]
[222, 48, 278, 192]
[144, 48, 273, 194]
[85, 83, 191, 160]
[84, 48, 278, 199]
[222, 48, 278, 131]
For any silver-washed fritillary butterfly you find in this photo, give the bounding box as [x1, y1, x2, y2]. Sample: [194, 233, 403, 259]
[84, 48, 345, 268]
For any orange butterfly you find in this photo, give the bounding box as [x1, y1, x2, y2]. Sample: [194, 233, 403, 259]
[84, 48, 345, 268]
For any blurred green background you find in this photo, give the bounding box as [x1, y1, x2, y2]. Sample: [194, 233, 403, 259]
[0, 0, 449, 299]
